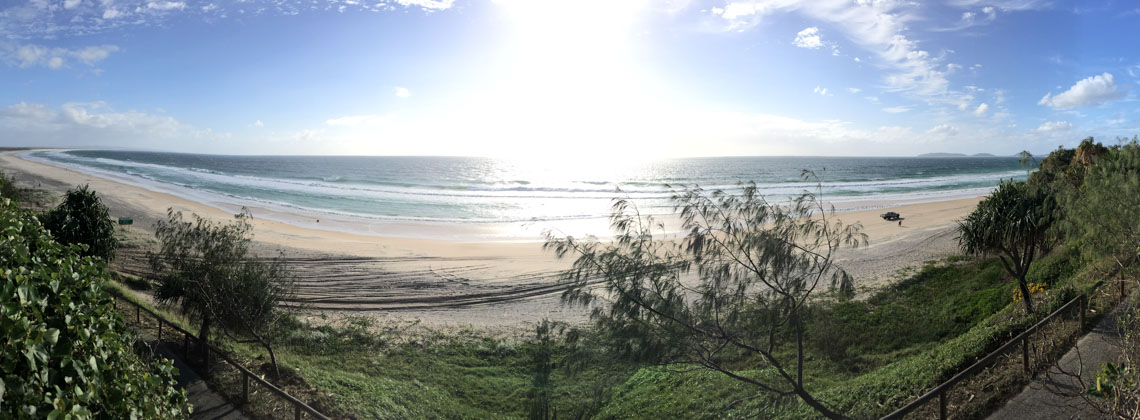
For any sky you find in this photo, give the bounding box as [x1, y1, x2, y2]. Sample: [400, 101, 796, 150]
[1, 0, 1139, 158]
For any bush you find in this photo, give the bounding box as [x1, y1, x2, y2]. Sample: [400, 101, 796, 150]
[0, 197, 187, 418]
[40, 185, 118, 261]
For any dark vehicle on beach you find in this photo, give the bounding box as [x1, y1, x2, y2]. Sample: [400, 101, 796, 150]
[881, 211, 900, 220]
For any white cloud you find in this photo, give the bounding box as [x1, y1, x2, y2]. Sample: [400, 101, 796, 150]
[254, 120, 264, 127]
[793, 27, 823, 49]
[394, 87, 411, 98]
[927, 124, 959, 136]
[812, 85, 830, 96]
[714, 1, 955, 100]
[394, 0, 454, 10]
[1038, 73, 1125, 109]
[846, 87, 861, 94]
[143, 1, 186, 11]
[883, 106, 909, 113]
[1036, 121, 1072, 132]
[0, 101, 216, 150]
[947, 0, 1049, 12]
[974, 103, 989, 116]
[0, 43, 119, 70]
[1, 0, 454, 39]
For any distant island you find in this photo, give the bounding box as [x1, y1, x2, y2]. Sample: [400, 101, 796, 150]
[918, 152, 1001, 157]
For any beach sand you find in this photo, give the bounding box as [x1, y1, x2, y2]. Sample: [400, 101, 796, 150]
[1, 150, 982, 329]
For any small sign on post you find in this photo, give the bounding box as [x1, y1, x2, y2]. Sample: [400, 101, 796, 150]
[118, 217, 133, 225]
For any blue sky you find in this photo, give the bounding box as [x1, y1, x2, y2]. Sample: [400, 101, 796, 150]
[1, 0, 1138, 158]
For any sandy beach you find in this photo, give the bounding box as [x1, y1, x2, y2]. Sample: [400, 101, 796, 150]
[1, 150, 983, 328]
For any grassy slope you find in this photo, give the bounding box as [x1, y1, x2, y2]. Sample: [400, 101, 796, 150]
[107, 247, 1100, 420]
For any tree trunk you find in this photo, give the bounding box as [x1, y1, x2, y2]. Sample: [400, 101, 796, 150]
[198, 316, 211, 369]
[1017, 277, 1034, 314]
[793, 386, 848, 420]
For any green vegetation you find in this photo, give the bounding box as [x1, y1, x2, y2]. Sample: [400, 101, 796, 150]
[0, 194, 187, 418]
[957, 179, 1054, 313]
[544, 180, 866, 419]
[147, 208, 298, 377]
[40, 185, 119, 261]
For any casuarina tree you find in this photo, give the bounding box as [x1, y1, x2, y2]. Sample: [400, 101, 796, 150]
[147, 208, 296, 377]
[545, 177, 866, 419]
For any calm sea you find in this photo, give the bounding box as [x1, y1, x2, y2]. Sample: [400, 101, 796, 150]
[28, 150, 1028, 233]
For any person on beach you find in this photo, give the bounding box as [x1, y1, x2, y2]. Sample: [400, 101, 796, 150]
[898, 220, 902, 227]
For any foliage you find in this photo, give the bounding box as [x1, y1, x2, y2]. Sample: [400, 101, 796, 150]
[0, 172, 26, 201]
[527, 320, 558, 420]
[0, 197, 187, 418]
[806, 257, 1012, 368]
[39, 185, 118, 261]
[146, 208, 297, 376]
[1011, 282, 1046, 303]
[545, 179, 866, 419]
[1061, 138, 1140, 277]
[1086, 295, 1140, 418]
[958, 179, 1054, 313]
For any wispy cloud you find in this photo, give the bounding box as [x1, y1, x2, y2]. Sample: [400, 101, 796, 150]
[394, 87, 411, 98]
[0, 101, 216, 149]
[0, 0, 454, 39]
[1036, 120, 1072, 132]
[883, 106, 909, 113]
[713, 0, 955, 101]
[0, 42, 119, 69]
[927, 124, 959, 136]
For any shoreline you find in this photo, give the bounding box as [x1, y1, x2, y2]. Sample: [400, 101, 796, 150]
[19, 149, 1000, 242]
[2, 150, 984, 328]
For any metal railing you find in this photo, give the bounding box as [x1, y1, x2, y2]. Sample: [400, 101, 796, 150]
[109, 291, 331, 420]
[882, 278, 1127, 420]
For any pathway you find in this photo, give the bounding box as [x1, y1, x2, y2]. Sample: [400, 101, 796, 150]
[987, 304, 1126, 419]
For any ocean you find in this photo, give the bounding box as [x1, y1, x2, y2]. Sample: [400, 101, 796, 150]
[27, 150, 1029, 239]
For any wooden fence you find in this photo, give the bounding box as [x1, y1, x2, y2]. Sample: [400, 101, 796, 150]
[883, 279, 1126, 419]
[110, 292, 331, 420]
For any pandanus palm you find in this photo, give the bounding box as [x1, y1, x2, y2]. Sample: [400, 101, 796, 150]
[957, 180, 1053, 313]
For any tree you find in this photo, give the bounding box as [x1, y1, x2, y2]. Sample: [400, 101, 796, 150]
[957, 180, 1053, 313]
[544, 179, 866, 419]
[146, 208, 297, 377]
[1062, 139, 1140, 281]
[41, 184, 118, 261]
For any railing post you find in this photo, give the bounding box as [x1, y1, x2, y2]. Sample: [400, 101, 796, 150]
[136, 303, 140, 323]
[938, 391, 947, 420]
[1021, 335, 1030, 376]
[1079, 294, 1087, 330]
[242, 373, 249, 407]
[295, 405, 302, 420]
[183, 333, 190, 360]
[158, 319, 163, 341]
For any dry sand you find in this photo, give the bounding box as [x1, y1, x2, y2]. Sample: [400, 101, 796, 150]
[1, 150, 982, 329]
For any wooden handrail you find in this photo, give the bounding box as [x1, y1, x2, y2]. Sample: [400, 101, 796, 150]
[882, 279, 1108, 420]
[110, 292, 331, 420]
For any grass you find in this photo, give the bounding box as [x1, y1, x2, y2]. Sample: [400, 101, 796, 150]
[103, 246, 1112, 420]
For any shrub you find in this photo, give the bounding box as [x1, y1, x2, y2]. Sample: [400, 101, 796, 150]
[0, 197, 187, 418]
[40, 185, 118, 261]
